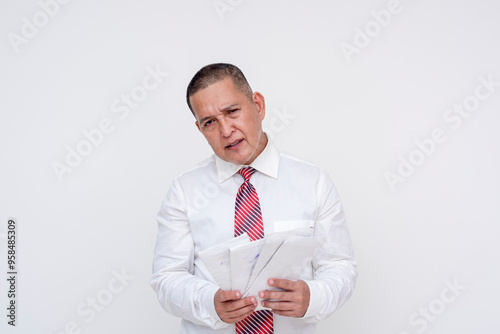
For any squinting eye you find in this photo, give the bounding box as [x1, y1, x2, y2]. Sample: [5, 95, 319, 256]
[204, 120, 213, 127]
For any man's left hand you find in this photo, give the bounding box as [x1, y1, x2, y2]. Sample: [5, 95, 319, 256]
[259, 278, 310, 318]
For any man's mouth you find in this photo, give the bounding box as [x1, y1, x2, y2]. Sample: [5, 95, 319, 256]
[226, 139, 243, 149]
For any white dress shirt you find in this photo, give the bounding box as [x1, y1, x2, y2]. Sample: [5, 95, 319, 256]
[150, 137, 357, 333]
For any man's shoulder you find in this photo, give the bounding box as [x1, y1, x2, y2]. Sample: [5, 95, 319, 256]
[174, 155, 216, 182]
[277, 150, 337, 191]
[278, 151, 322, 174]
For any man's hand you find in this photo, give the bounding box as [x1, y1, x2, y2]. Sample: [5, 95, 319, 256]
[259, 279, 310, 318]
[214, 289, 257, 324]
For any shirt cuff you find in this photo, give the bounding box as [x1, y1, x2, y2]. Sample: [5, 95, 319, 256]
[302, 279, 325, 319]
[205, 284, 224, 323]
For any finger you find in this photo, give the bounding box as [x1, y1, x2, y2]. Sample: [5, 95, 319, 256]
[219, 296, 257, 316]
[263, 300, 306, 318]
[228, 296, 258, 311]
[225, 308, 256, 323]
[221, 297, 258, 323]
[261, 299, 294, 311]
[216, 289, 242, 303]
[224, 300, 258, 322]
[268, 278, 297, 291]
[259, 289, 290, 302]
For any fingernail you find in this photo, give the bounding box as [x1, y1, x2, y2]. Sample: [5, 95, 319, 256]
[236, 292, 241, 298]
[259, 291, 264, 298]
[269, 279, 274, 286]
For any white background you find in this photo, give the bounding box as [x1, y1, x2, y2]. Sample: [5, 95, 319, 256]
[1, 0, 499, 333]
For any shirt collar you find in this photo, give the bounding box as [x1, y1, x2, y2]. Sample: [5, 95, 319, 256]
[215, 133, 280, 183]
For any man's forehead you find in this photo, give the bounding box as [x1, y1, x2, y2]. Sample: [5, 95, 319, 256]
[194, 77, 236, 97]
[191, 79, 246, 116]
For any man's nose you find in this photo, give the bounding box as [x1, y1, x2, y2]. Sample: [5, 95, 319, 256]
[219, 118, 234, 137]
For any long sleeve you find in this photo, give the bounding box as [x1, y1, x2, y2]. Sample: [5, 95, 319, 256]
[302, 169, 358, 320]
[150, 179, 229, 330]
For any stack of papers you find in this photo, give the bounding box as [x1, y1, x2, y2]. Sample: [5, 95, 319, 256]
[199, 229, 324, 311]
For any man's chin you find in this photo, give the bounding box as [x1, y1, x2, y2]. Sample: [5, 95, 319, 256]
[219, 152, 253, 165]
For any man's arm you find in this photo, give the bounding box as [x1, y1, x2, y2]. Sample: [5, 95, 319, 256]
[151, 178, 260, 328]
[259, 169, 357, 319]
[150, 179, 233, 328]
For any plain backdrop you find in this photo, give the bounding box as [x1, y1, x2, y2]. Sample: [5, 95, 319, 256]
[1, 0, 499, 333]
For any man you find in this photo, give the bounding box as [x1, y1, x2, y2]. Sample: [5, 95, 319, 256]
[150, 63, 357, 333]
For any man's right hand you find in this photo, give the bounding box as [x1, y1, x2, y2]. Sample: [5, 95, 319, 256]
[214, 289, 257, 324]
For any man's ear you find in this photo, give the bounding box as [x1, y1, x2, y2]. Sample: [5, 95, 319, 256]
[195, 120, 201, 132]
[252, 92, 266, 121]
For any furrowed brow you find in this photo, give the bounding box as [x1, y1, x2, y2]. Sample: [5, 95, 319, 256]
[199, 104, 240, 125]
[220, 104, 239, 112]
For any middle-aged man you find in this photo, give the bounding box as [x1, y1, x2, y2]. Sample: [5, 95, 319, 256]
[151, 63, 357, 333]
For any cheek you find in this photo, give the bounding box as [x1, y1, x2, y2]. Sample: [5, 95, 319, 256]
[239, 117, 259, 134]
[206, 136, 221, 149]
[249, 119, 262, 136]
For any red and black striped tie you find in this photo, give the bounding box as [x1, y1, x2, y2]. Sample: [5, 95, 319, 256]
[234, 167, 273, 334]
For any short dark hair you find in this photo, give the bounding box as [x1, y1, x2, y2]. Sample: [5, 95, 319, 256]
[186, 63, 253, 116]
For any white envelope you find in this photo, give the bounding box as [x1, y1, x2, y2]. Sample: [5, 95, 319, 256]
[229, 238, 266, 293]
[245, 236, 324, 311]
[198, 233, 250, 290]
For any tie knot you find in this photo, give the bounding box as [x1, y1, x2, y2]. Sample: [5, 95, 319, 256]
[238, 167, 256, 182]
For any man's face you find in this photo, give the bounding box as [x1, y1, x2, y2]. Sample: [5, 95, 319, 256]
[190, 77, 267, 165]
